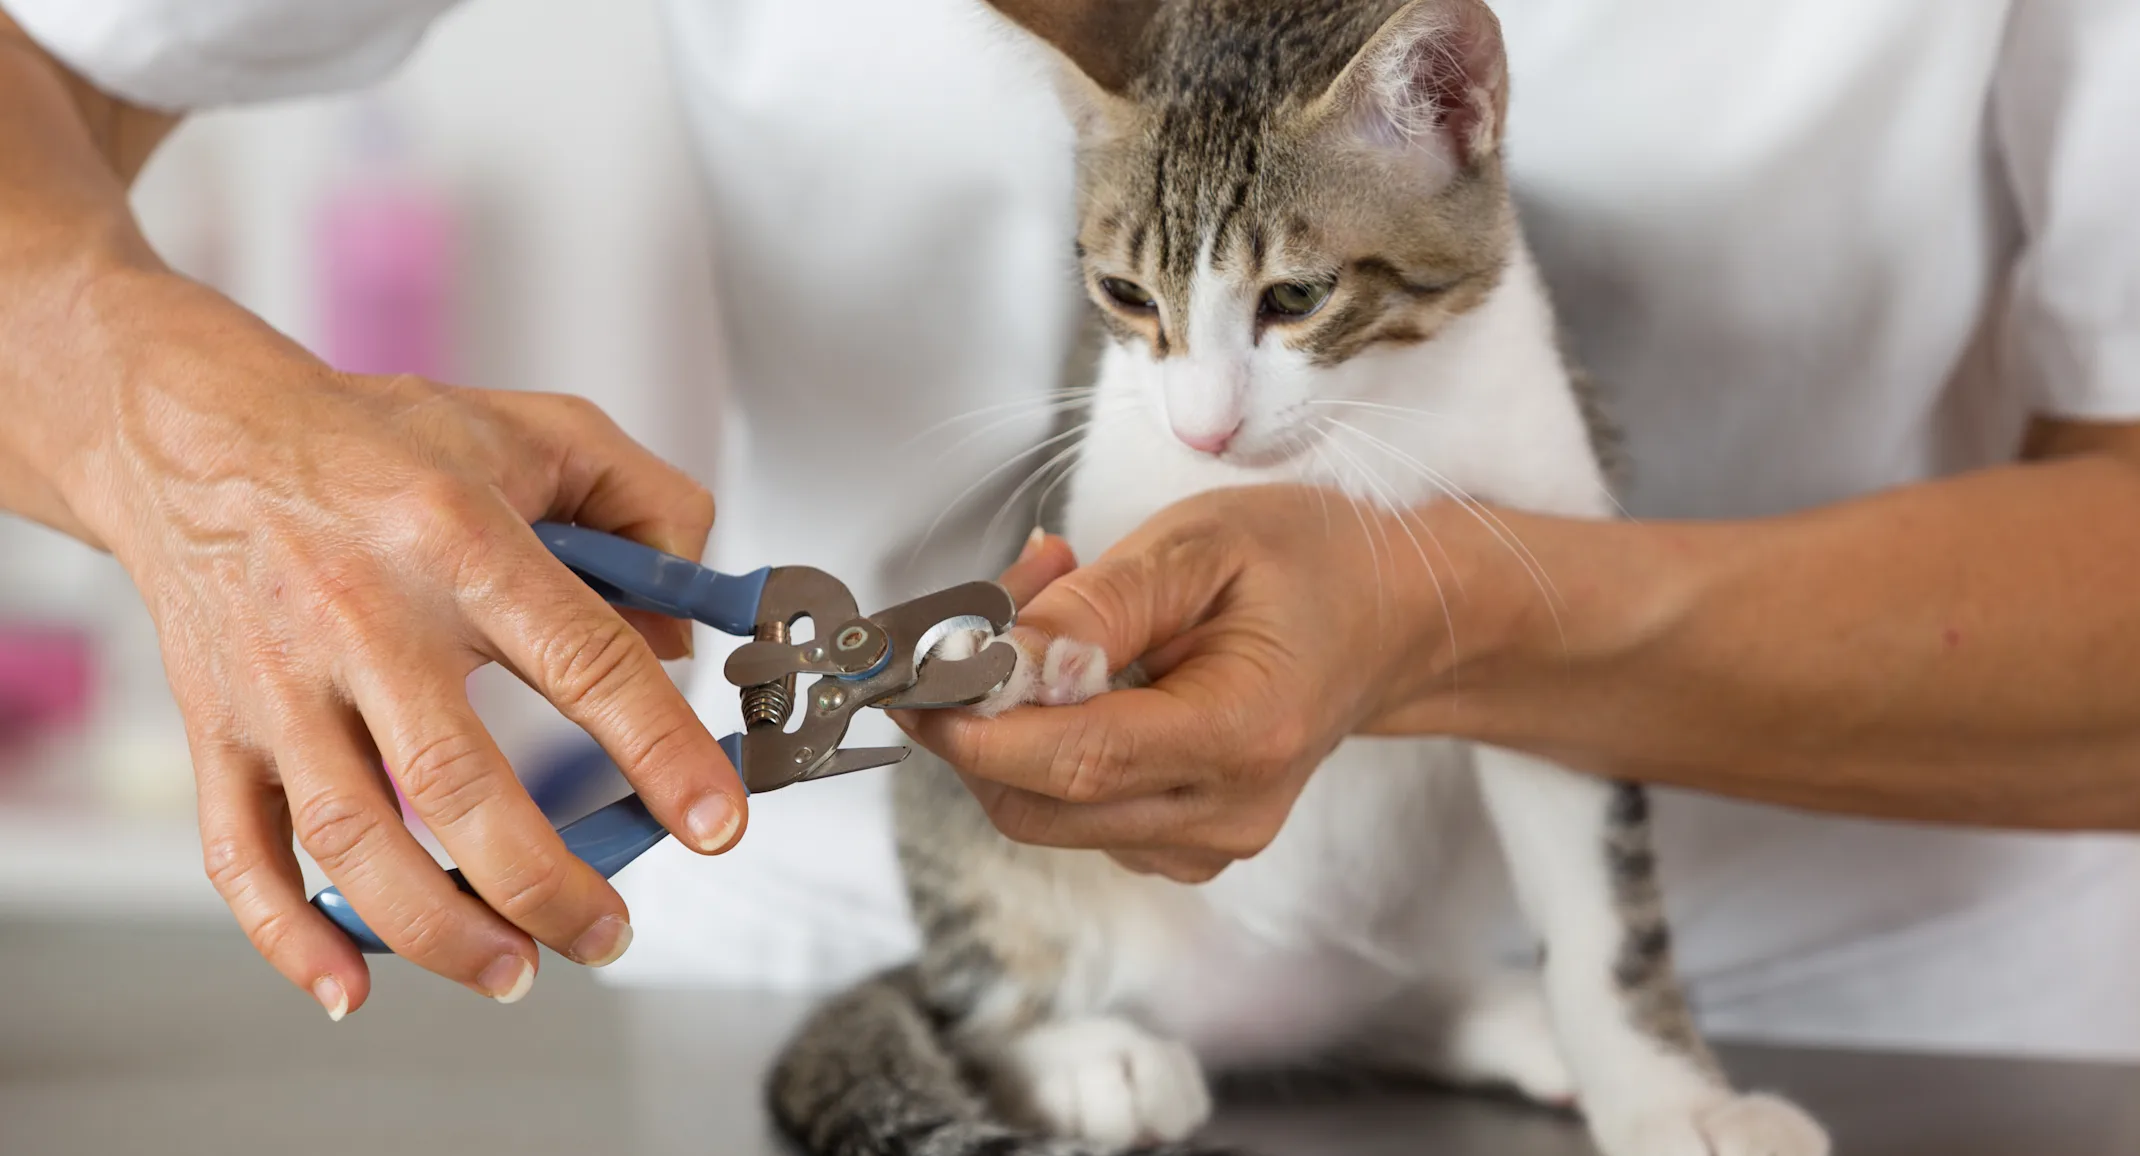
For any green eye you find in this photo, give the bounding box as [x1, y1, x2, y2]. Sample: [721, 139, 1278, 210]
[1099, 277, 1156, 310]
[1261, 280, 1334, 318]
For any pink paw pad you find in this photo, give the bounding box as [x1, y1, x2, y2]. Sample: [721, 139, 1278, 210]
[1036, 637, 1110, 706]
[959, 632, 1111, 716]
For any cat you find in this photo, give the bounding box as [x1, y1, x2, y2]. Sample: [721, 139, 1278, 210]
[769, 3, 1831, 1155]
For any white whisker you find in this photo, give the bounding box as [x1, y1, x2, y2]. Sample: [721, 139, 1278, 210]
[928, 393, 1102, 464]
[1328, 420, 1567, 651]
[1315, 397, 1635, 526]
[1305, 397, 1462, 425]
[906, 418, 1103, 567]
[1311, 417, 1458, 670]
[895, 387, 1098, 453]
[980, 433, 1092, 568]
[1318, 429, 1395, 634]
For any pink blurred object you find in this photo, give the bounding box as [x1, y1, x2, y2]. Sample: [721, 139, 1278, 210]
[0, 625, 95, 749]
[315, 101, 458, 381]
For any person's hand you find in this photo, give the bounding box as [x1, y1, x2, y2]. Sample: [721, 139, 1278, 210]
[66, 271, 748, 1018]
[902, 485, 1528, 883]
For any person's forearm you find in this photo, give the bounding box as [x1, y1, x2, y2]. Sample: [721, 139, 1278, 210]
[0, 13, 181, 542]
[1398, 437, 2140, 830]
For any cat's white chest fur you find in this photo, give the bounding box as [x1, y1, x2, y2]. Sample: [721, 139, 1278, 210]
[1143, 740, 1530, 1065]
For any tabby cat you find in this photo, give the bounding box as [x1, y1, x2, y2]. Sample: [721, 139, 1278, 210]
[770, 3, 1831, 1154]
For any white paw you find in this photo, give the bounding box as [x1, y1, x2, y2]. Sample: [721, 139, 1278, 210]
[927, 626, 991, 664]
[1448, 982, 1576, 1107]
[991, 1017, 1213, 1148]
[961, 633, 1112, 717]
[1035, 636, 1110, 705]
[1598, 1092, 1831, 1156]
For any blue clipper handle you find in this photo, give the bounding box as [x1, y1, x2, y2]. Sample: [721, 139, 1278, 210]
[531, 521, 771, 637]
[313, 733, 747, 954]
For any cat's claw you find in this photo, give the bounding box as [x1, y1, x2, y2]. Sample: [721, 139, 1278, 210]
[993, 1017, 1213, 1149]
[1597, 1092, 1831, 1156]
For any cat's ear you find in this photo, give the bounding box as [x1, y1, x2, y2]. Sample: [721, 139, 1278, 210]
[1310, 0, 1508, 171]
[980, 0, 1158, 131]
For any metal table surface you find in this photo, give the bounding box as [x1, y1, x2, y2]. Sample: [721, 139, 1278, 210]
[4, 918, 2137, 1155]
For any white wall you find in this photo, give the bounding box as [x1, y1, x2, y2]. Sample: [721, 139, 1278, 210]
[0, 0, 725, 833]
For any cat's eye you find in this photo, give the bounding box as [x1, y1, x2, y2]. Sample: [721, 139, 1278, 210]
[1099, 277, 1156, 311]
[1261, 280, 1334, 319]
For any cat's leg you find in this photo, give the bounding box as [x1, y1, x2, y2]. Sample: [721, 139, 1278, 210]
[1471, 747, 1831, 1156]
[1350, 973, 1576, 1107]
[895, 757, 1213, 1150]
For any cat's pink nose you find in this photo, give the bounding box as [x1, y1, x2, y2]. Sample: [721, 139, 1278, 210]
[1173, 422, 1240, 455]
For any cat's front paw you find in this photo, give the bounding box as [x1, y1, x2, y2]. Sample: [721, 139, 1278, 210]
[991, 1017, 1213, 1149]
[946, 631, 1112, 717]
[1597, 1092, 1830, 1156]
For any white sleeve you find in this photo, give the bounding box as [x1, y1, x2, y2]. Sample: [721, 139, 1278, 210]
[1995, 0, 2140, 420]
[2, 0, 463, 110]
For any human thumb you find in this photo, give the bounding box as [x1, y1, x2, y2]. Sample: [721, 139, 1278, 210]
[1010, 524, 1241, 679]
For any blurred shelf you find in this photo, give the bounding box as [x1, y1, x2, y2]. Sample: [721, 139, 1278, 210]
[0, 805, 227, 922]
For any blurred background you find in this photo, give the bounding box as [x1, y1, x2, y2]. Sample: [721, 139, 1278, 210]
[0, 0, 717, 930]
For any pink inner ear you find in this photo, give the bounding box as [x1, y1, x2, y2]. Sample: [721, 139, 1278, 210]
[1365, 2, 1507, 165]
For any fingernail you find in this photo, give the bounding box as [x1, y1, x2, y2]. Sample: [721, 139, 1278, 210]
[480, 954, 536, 1004]
[681, 626, 696, 661]
[312, 975, 349, 1023]
[686, 794, 742, 854]
[571, 915, 634, 968]
[1018, 526, 1047, 562]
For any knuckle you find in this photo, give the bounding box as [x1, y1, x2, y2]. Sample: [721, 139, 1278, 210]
[246, 904, 304, 963]
[200, 831, 260, 899]
[1157, 506, 1239, 560]
[537, 391, 623, 442]
[1161, 858, 1223, 885]
[1252, 711, 1313, 778]
[400, 470, 471, 523]
[1066, 557, 1147, 626]
[392, 901, 460, 961]
[380, 372, 443, 403]
[981, 792, 1051, 847]
[1050, 717, 1133, 805]
[553, 392, 609, 426]
[289, 555, 390, 641]
[485, 853, 573, 923]
[1215, 822, 1278, 863]
[613, 712, 702, 790]
[394, 731, 499, 827]
[291, 790, 384, 872]
[679, 484, 717, 531]
[378, 473, 490, 564]
[539, 614, 651, 711]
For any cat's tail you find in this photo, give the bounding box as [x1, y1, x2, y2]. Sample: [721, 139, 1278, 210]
[768, 966, 1242, 1156]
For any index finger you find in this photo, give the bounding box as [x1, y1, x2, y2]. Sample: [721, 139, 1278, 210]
[903, 673, 1226, 804]
[464, 525, 749, 857]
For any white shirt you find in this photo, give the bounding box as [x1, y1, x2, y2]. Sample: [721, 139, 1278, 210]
[11, 0, 2140, 1060]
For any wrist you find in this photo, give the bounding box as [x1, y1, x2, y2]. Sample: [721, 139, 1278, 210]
[1371, 505, 1715, 742]
[0, 222, 157, 544]
[12, 251, 316, 556]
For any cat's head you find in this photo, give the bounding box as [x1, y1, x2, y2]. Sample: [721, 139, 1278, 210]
[985, 0, 1515, 465]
